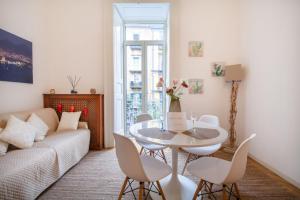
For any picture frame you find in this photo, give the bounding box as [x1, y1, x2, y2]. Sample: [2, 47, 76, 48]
[188, 41, 203, 57]
[188, 79, 204, 94]
[212, 62, 225, 77]
[0, 28, 33, 84]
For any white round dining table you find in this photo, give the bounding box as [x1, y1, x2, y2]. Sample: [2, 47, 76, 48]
[130, 120, 228, 200]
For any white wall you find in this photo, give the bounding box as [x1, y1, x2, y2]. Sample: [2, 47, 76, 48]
[0, 0, 48, 113]
[0, 0, 104, 113]
[239, 0, 300, 187]
[171, 0, 241, 132]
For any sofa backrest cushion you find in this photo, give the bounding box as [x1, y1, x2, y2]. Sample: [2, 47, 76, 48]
[0, 108, 59, 133]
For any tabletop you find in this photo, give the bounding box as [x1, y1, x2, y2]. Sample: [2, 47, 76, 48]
[129, 120, 228, 148]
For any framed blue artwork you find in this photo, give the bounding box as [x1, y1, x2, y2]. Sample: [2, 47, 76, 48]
[0, 28, 33, 84]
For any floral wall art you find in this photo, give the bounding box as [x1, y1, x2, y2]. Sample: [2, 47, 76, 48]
[188, 41, 203, 57]
[188, 79, 203, 94]
[212, 62, 225, 77]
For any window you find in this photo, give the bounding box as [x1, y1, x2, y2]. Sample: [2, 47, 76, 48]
[133, 56, 139, 65]
[125, 24, 164, 41]
[133, 34, 140, 41]
[123, 23, 167, 133]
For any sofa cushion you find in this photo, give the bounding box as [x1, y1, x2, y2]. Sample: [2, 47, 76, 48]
[0, 116, 36, 149]
[27, 113, 49, 141]
[34, 108, 59, 132]
[0, 108, 59, 133]
[0, 128, 9, 156]
[57, 112, 81, 132]
[0, 148, 59, 200]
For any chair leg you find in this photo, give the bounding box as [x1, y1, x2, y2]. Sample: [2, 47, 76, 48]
[182, 153, 191, 175]
[204, 182, 213, 199]
[193, 180, 204, 200]
[118, 177, 129, 200]
[209, 182, 213, 192]
[208, 182, 214, 199]
[156, 181, 166, 200]
[139, 182, 144, 200]
[222, 184, 228, 200]
[139, 147, 144, 155]
[209, 182, 214, 195]
[142, 182, 145, 197]
[150, 151, 154, 157]
[233, 183, 241, 199]
[161, 150, 168, 164]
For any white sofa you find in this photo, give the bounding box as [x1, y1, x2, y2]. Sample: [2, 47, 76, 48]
[0, 108, 90, 200]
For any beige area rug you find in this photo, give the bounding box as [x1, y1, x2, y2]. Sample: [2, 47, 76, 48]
[39, 149, 300, 200]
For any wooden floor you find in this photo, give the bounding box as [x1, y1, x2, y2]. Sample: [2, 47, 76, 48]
[39, 148, 300, 200]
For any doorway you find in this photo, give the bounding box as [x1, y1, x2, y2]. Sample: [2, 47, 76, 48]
[113, 3, 169, 134]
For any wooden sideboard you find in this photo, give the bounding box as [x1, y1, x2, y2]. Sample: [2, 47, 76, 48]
[43, 94, 104, 150]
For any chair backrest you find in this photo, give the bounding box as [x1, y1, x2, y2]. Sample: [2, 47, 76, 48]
[136, 113, 152, 123]
[167, 112, 187, 132]
[199, 115, 220, 127]
[223, 134, 256, 184]
[113, 133, 148, 181]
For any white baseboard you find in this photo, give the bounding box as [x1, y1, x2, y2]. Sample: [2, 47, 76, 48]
[248, 153, 300, 189]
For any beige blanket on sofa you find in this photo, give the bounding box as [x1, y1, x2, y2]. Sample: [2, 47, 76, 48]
[0, 148, 59, 199]
[0, 129, 90, 200]
[34, 129, 90, 176]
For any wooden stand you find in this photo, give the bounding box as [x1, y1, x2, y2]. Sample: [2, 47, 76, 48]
[43, 94, 104, 150]
[223, 81, 239, 153]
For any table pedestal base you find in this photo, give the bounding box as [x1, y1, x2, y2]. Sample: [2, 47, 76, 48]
[150, 174, 201, 200]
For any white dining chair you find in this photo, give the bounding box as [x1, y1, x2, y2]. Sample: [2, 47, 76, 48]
[167, 112, 187, 132]
[114, 133, 172, 200]
[187, 134, 256, 200]
[181, 115, 222, 174]
[135, 113, 168, 164]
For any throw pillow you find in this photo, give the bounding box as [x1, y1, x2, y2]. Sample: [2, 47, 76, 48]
[0, 128, 9, 156]
[56, 112, 81, 132]
[27, 113, 49, 141]
[0, 116, 36, 148]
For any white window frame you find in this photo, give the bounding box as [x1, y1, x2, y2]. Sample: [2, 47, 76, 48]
[123, 21, 168, 134]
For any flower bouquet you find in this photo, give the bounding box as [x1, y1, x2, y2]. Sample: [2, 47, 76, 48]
[157, 78, 188, 112]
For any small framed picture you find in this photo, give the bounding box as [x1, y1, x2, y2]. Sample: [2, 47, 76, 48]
[212, 62, 225, 77]
[188, 41, 203, 57]
[188, 79, 204, 94]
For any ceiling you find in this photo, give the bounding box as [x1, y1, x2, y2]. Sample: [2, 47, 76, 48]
[114, 3, 170, 22]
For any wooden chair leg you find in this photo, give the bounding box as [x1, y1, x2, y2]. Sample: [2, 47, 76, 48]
[233, 183, 241, 199]
[204, 182, 213, 199]
[222, 184, 228, 200]
[150, 151, 154, 157]
[182, 153, 191, 175]
[209, 182, 214, 195]
[142, 182, 145, 197]
[161, 150, 168, 164]
[208, 182, 214, 199]
[156, 181, 166, 200]
[204, 183, 210, 199]
[139, 147, 144, 155]
[209, 182, 213, 192]
[139, 182, 144, 200]
[118, 177, 129, 200]
[193, 180, 204, 200]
